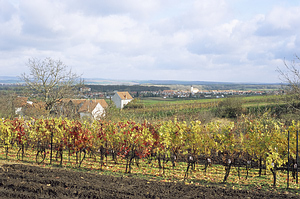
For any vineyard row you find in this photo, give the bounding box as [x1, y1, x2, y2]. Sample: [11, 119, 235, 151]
[0, 114, 299, 186]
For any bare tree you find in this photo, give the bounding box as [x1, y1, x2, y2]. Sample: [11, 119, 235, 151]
[20, 57, 82, 112]
[277, 54, 300, 111]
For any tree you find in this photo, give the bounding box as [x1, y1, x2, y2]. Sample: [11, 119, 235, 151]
[20, 57, 82, 113]
[277, 55, 300, 112]
[215, 97, 243, 118]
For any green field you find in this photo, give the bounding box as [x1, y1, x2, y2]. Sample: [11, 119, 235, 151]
[141, 97, 217, 106]
[140, 95, 285, 107]
[109, 95, 289, 123]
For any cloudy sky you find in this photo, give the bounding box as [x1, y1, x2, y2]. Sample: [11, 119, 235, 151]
[1, 0, 300, 83]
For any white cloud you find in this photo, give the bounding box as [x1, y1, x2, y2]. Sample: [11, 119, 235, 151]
[1, 0, 300, 83]
[266, 6, 300, 30]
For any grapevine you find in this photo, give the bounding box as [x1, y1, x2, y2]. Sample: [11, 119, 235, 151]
[0, 116, 297, 187]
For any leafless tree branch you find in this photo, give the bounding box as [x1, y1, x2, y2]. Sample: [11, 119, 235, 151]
[20, 57, 83, 112]
[277, 54, 300, 111]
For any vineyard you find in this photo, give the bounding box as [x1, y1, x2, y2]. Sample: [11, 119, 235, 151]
[1, 114, 300, 192]
[122, 101, 217, 122]
[111, 95, 288, 123]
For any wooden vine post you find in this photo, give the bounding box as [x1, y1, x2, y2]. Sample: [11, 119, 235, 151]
[50, 125, 53, 165]
[287, 130, 290, 189]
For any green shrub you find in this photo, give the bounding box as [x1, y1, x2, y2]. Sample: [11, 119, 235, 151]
[215, 97, 244, 118]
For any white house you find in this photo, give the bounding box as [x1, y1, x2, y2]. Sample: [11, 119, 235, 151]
[78, 99, 108, 120]
[112, 92, 133, 109]
[14, 97, 33, 116]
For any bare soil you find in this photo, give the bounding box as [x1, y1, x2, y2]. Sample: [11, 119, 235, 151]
[0, 163, 299, 199]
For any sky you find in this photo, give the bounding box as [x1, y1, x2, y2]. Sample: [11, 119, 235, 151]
[1, 0, 300, 83]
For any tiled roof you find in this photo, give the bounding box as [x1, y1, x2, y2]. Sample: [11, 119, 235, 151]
[14, 97, 28, 107]
[78, 100, 97, 113]
[24, 101, 46, 109]
[77, 99, 108, 113]
[70, 99, 86, 106]
[117, 92, 133, 100]
[57, 98, 71, 103]
[93, 99, 108, 108]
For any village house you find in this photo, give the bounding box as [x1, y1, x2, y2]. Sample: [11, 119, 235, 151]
[14, 96, 29, 116]
[55, 99, 86, 118]
[54, 99, 108, 120]
[14, 97, 108, 120]
[77, 99, 108, 120]
[112, 92, 133, 109]
[14, 97, 48, 117]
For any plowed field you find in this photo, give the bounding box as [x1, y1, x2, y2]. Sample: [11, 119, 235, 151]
[0, 163, 299, 199]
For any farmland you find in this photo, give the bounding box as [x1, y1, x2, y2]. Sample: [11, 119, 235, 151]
[1, 112, 300, 198]
[139, 95, 285, 107]
[1, 83, 300, 198]
[0, 163, 298, 198]
[108, 94, 288, 123]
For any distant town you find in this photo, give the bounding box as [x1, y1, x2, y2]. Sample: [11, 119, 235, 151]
[79, 84, 283, 99]
[0, 76, 283, 100]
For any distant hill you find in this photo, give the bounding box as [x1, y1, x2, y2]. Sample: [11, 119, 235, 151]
[137, 80, 235, 85]
[80, 79, 283, 91]
[83, 78, 139, 85]
[136, 80, 281, 85]
[0, 76, 281, 87]
[0, 76, 22, 84]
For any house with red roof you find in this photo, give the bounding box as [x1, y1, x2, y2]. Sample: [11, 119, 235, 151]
[77, 99, 108, 120]
[112, 92, 133, 109]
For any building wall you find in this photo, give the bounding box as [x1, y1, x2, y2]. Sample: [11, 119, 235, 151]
[79, 112, 93, 120]
[121, 99, 132, 109]
[92, 103, 105, 119]
[79, 103, 105, 120]
[112, 94, 122, 108]
[112, 92, 133, 109]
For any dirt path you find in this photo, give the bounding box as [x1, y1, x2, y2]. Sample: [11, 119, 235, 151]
[0, 163, 299, 199]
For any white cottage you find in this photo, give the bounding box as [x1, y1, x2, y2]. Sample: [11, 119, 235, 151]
[78, 99, 108, 120]
[112, 92, 133, 109]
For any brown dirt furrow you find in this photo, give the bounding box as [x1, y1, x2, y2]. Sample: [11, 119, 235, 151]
[0, 164, 299, 199]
